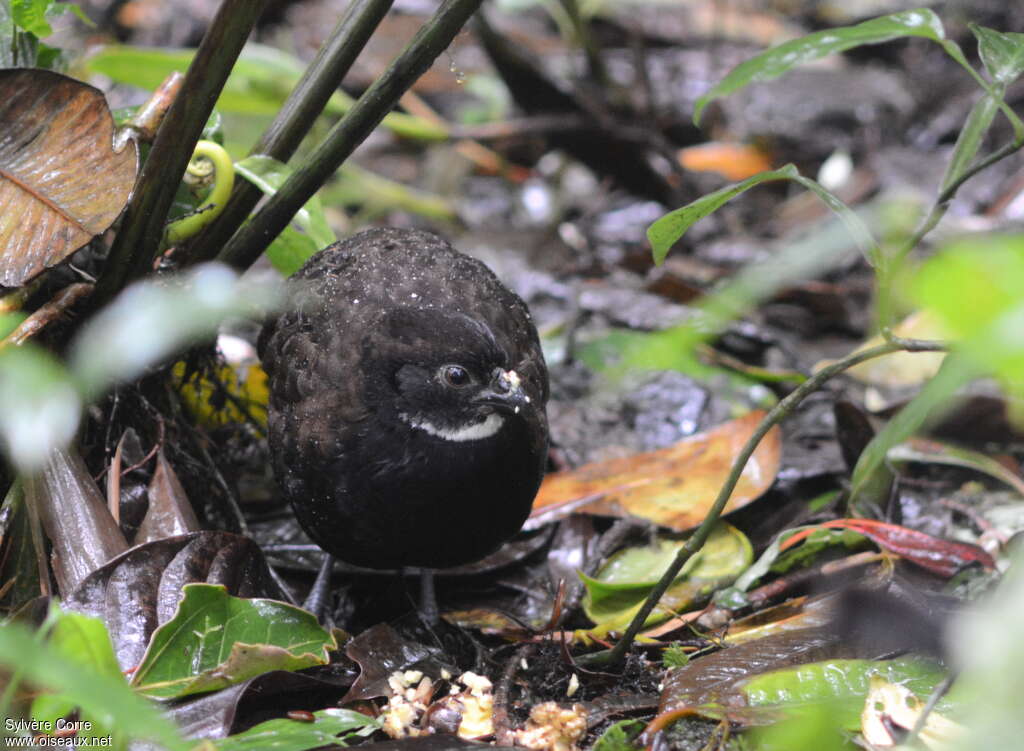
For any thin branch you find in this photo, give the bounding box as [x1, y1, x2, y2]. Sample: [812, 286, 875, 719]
[576, 338, 947, 669]
[217, 0, 485, 271]
[183, 0, 395, 266]
[95, 0, 269, 305]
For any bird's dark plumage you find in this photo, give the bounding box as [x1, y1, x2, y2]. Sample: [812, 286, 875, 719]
[259, 228, 549, 570]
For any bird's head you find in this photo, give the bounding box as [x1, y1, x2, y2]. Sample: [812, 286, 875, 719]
[363, 306, 545, 443]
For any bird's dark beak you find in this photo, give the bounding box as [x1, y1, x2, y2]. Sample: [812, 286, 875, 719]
[473, 368, 531, 415]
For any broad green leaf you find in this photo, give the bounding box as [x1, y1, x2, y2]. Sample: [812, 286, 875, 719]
[741, 657, 953, 723]
[213, 708, 380, 751]
[582, 523, 752, 630]
[971, 24, 1024, 85]
[647, 165, 798, 264]
[132, 583, 337, 700]
[694, 9, 945, 123]
[10, 0, 90, 37]
[11, 0, 51, 36]
[0, 620, 187, 750]
[235, 155, 335, 248]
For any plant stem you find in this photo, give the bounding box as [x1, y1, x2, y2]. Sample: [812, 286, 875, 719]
[94, 0, 268, 305]
[184, 0, 395, 266]
[577, 338, 947, 669]
[217, 0, 485, 271]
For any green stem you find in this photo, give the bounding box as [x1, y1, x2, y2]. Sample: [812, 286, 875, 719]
[94, 0, 269, 305]
[217, 0, 485, 271]
[165, 140, 235, 245]
[578, 339, 946, 669]
[183, 0, 394, 266]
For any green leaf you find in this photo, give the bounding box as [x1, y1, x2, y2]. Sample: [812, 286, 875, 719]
[235, 155, 336, 248]
[971, 24, 1024, 85]
[85, 44, 448, 139]
[266, 226, 322, 276]
[30, 605, 126, 745]
[694, 9, 945, 123]
[789, 174, 881, 268]
[647, 165, 797, 264]
[132, 583, 337, 700]
[0, 344, 81, 471]
[849, 354, 978, 513]
[68, 264, 282, 401]
[741, 657, 953, 725]
[11, 0, 52, 37]
[0, 620, 187, 750]
[591, 719, 646, 751]
[213, 708, 380, 751]
[647, 165, 879, 268]
[582, 523, 752, 630]
[940, 92, 1001, 193]
[662, 643, 690, 669]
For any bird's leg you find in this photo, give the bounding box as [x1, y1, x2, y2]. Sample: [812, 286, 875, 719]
[303, 553, 336, 625]
[407, 567, 439, 626]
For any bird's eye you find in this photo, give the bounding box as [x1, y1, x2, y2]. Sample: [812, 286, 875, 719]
[440, 364, 471, 387]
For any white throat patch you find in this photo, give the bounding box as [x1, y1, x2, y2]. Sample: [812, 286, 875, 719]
[401, 412, 506, 442]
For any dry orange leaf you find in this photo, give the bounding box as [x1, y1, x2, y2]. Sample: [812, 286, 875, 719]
[0, 69, 138, 287]
[532, 411, 780, 531]
[678, 142, 773, 181]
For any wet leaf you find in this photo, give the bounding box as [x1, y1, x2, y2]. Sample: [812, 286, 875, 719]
[132, 583, 336, 700]
[342, 623, 455, 703]
[65, 530, 285, 670]
[582, 523, 752, 630]
[134, 449, 201, 544]
[781, 519, 995, 577]
[0, 480, 44, 612]
[0, 69, 137, 287]
[531, 411, 780, 532]
[693, 9, 945, 123]
[23, 446, 128, 594]
[213, 708, 379, 751]
[739, 657, 953, 726]
[659, 627, 844, 715]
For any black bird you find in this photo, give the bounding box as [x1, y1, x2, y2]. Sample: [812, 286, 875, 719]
[259, 228, 549, 615]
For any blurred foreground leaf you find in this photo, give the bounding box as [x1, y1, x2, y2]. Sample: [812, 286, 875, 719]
[0, 618, 187, 749]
